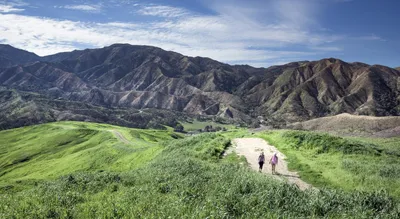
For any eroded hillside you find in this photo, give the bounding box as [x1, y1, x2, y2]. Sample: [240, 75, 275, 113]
[1, 44, 399, 128]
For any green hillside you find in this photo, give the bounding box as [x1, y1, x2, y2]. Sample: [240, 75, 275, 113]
[0, 122, 179, 187]
[1, 123, 400, 218]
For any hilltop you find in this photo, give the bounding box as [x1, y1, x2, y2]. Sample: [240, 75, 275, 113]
[289, 113, 400, 137]
[0, 44, 399, 129]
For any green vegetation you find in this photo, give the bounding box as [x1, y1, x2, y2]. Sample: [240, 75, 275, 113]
[1, 123, 399, 218]
[257, 130, 400, 197]
[346, 136, 400, 156]
[0, 121, 179, 189]
[180, 120, 235, 131]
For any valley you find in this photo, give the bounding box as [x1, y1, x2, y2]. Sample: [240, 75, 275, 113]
[1, 43, 400, 218]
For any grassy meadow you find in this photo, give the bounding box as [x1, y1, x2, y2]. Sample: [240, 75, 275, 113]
[0, 122, 399, 218]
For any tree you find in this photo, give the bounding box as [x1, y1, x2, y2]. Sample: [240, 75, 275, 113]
[174, 123, 184, 132]
[204, 125, 213, 132]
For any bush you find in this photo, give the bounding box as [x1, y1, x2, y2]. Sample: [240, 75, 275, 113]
[282, 131, 382, 155]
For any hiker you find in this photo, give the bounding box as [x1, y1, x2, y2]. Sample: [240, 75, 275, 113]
[258, 152, 265, 172]
[269, 152, 278, 174]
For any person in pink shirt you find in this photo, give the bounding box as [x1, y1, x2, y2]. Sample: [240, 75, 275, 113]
[269, 152, 278, 174]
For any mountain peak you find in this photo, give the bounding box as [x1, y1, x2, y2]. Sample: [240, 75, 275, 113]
[0, 44, 38, 56]
[317, 58, 348, 65]
[105, 43, 163, 51]
[0, 44, 40, 68]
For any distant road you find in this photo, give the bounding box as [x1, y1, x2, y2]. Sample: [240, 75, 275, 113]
[232, 138, 312, 190]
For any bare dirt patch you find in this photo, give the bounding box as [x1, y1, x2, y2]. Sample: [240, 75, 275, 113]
[231, 138, 312, 190]
[111, 130, 130, 144]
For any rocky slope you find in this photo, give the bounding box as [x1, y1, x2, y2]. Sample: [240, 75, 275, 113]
[0, 44, 399, 129]
[251, 59, 400, 122]
[0, 88, 187, 130]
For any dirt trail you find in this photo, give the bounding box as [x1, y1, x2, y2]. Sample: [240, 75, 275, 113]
[111, 130, 130, 144]
[232, 138, 312, 190]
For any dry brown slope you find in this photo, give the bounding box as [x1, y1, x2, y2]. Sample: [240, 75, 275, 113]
[289, 113, 400, 136]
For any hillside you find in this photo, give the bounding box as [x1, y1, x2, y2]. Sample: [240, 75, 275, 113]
[0, 88, 194, 130]
[1, 122, 399, 218]
[0, 122, 179, 186]
[289, 113, 400, 137]
[252, 60, 400, 121]
[0, 44, 399, 129]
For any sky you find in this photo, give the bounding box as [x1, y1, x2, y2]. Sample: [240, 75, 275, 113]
[0, 0, 399, 68]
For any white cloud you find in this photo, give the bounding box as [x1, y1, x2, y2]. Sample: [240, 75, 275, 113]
[0, 1, 342, 67]
[0, 4, 24, 13]
[310, 46, 343, 52]
[272, 0, 320, 28]
[356, 34, 385, 41]
[137, 5, 189, 18]
[60, 4, 102, 13]
[98, 22, 138, 29]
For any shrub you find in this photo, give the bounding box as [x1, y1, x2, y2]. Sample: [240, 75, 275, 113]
[282, 131, 382, 155]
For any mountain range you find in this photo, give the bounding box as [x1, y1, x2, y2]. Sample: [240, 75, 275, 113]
[0, 43, 399, 129]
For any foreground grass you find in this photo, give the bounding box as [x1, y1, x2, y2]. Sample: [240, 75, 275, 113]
[258, 130, 400, 197]
[1, 124, 399, 218]
[0, 121, 178, 188]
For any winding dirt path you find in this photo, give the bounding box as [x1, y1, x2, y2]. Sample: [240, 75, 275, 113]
[111, 130, 130, 144]
[232, 138, 312, 190]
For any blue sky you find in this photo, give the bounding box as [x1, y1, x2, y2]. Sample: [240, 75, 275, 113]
[0, 0, 398, 67]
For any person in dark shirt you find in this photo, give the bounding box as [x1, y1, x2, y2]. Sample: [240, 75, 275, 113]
[258, 152, 265, 172]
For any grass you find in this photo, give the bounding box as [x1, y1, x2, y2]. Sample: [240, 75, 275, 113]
[0, 123, 399, 218]
[0, 121, 179, 189]
[346, 136, 400, 156]
[257, 130, 400, 197]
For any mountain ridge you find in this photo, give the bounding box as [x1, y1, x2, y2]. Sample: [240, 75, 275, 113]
[0, 44, 41, 68]
[0, 43, 399, 129]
